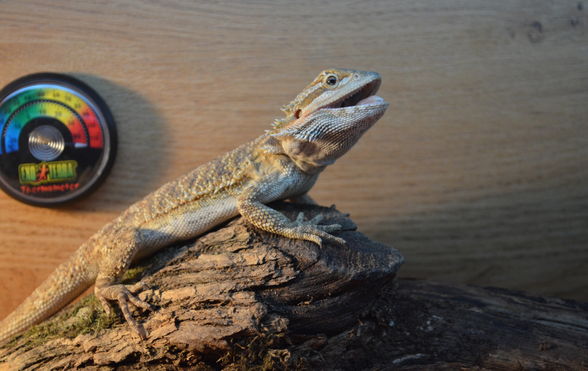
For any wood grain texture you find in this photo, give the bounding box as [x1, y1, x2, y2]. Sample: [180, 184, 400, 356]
[0, 0, 587, 321]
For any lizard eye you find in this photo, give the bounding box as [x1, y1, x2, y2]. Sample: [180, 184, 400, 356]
[325, 75, 338, 87]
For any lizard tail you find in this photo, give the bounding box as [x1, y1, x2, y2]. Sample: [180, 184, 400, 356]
[0, 245, 97, 344]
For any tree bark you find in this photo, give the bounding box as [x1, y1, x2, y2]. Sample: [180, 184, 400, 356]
[1, 202, 587, 370]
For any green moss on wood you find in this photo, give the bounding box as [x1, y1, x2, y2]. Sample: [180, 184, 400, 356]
[5, 294, 120, 350]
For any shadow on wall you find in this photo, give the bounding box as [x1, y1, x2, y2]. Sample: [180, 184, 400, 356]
[69, 73, 169, 211]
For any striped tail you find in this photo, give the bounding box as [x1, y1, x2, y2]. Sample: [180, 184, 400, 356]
[0, 246, 96, 344]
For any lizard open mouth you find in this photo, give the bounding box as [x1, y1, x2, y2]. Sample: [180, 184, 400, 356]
[323, 79, 384, 109]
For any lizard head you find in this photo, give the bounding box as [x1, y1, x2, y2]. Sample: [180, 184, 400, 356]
[270, 69, 388, 170]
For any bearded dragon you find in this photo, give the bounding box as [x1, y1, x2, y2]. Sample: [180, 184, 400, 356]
[0, 68, 388, 343]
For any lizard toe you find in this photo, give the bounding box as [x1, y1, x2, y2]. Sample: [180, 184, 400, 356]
[97, 295, 113, 317]
[316, 223, 342, 233]
[308, 214, 324, 225]
[117, 292, 148, 339]
[128, 281, 150, 294]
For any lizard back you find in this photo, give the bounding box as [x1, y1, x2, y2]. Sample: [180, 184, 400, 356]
[122, 134, 267, 227]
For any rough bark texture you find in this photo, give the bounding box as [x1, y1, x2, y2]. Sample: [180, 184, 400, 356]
[1, 202, 588, 370]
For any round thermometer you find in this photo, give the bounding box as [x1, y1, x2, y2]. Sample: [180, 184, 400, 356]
[0, 73, 117, 206]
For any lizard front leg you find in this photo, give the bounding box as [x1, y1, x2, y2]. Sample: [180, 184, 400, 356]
[93, 225, 154, 339]
[237, 176, 345, 247]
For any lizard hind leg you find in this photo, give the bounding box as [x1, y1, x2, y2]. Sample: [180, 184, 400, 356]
[93, 225, 154, 339]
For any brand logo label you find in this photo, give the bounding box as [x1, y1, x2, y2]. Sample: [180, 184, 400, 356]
[19, 160, 78, 186]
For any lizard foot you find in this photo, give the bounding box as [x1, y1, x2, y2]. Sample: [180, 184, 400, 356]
[95, 282, 154, 339]
[286, 212, 346, 247]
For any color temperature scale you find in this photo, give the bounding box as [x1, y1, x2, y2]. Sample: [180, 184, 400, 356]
[0, 73, 117, 206]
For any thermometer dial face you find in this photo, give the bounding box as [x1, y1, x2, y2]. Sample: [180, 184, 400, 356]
[0, 73, 117, 206]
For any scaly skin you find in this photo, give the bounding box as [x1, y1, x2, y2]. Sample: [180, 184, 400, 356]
[0, 68, 388, 343]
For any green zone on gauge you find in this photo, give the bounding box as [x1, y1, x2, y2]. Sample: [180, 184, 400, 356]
[0, 73, 117, 206]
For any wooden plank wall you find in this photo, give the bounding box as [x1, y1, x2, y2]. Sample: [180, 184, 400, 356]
[0, 0, 587, 320]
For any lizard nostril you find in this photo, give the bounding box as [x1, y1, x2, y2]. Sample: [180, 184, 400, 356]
[353, 74, 360, 80]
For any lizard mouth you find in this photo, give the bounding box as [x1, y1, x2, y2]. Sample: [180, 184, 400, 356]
[323, 79, 384, 110]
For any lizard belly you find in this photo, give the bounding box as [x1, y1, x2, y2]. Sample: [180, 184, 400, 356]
[134, 195, 239, 260]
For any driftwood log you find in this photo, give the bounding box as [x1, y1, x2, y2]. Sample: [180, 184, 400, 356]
[1, 202, 587, 370]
